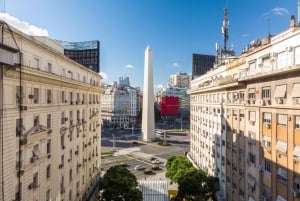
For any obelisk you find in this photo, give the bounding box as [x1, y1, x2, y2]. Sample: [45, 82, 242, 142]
[142, 46, 154, 142]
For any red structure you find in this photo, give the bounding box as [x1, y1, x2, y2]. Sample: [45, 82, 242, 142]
[160, 96, 179, 116]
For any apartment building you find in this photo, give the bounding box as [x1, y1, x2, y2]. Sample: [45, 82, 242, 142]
[0, 20, 102, 201]
[169, 72, 190, 88]
[101, 82, 138, 128]
[188, 17, 300, 201]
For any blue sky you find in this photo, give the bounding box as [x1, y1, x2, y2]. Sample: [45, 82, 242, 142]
[0, 0, 297, 90]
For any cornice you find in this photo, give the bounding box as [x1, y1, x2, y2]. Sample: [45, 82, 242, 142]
[5, 66, 102, 92]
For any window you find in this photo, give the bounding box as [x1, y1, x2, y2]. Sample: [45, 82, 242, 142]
[16, 118, 24, 136]
[47, 90, 52, 103]
[277, 114, 287, 126]
[61, 91, 65, 103]
[263, 136, 271, 149]
[34, 58, 40, 69]
[248, 88, 256, 99]
[248, 152, 256, 165]
[47, 140, 51, 155]
[61, 135, 65, 149]
[32, 144, 40, 158]
[33, 88, 39, 104]
[33, 172, 38, 187]
[46, 164, 51, 179]
[34, 116, 40, 131]
[262, 87, 271, 99]
[277, 167, 287, 184]
[70, 92, 73, 104]
[294, 176, 300, 193]
[249, 111, 256, 124]
[296, 116, 300, 129]
[264, 159, 271, 173]
[46, 189, 50, 201]
[263, 113, 271, 127]
[16, 86, 24, 104]
[69, 169, 73, 181]
[47, 114, 51, 128]
[240, 91, 245, 102]
[61, 112, 65, 124]
[47, 63, 52, 73]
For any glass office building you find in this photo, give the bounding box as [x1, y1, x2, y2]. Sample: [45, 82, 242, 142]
[57, 40, 100, 73]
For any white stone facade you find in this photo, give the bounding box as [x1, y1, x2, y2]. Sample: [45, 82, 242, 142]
[0, 21, 102, 201]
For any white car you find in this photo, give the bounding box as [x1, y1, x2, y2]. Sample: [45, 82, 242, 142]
[151, 159, 160, 164]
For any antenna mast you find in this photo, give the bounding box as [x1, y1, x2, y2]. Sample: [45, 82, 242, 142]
[222, 7, 229, 51]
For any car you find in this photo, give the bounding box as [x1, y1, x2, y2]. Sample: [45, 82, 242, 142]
[150, 157, 157, 161]
[151, 159, 160, 164]
[152, 165, 160, 170]
[134, 165, 145, 171]
[132, 141, 139, 145]
[119, 162, 128, 167]
[144, 168, 153, 175]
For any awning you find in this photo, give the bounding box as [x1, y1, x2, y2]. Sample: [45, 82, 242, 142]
[294, 176, 300, 184]
[276, 141, 287, 154]
[274, 85, 287, 98]
[277, 167, 287, 178]
[247, 175, 256, 188]
[291, 83, 300, 97]
[263, 135, 271, 142]
[293, 146, 300, 158]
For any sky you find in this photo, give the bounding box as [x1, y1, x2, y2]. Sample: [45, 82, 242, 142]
[0, 0, 297, 90]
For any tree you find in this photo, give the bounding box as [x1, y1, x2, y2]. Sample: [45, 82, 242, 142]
[100, 165, 143, 201]
[165, 156, 196, 184]
[176, 170, 219, 201]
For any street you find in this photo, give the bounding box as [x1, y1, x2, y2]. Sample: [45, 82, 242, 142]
[101, 128, 190, 181]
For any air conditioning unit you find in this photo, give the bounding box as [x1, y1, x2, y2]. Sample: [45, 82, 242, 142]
[296, 98, 300, 105]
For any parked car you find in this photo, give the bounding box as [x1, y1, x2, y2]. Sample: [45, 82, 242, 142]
[134, 165, 145, 171]
[152, 165, 160, 170]
[151, 159, 160, 164]
[144, 168, 153, 174]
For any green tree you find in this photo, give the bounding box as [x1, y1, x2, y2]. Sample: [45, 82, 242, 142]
[100, 165, 143, 201]
[165, 156, 196, 184]
[176, 170, 219, 201]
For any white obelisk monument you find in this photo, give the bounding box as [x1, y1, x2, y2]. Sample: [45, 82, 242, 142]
[142, 45, 154, 142]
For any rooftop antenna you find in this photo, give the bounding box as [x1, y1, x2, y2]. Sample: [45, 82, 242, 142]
[222, 6, 229, 51]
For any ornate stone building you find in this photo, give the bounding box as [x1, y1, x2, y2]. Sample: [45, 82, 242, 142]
[0, 20, 102, 201]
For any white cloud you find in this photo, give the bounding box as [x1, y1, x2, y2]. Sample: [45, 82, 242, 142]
[99, 72, 108, 80]
[243, 33, 249, 37]
[262, 7, 289, 17]
[271, 7, 289, 16]
[0, 13, 48, 36]
[172, 62, 180, 68]
[125, 64, 135, 69]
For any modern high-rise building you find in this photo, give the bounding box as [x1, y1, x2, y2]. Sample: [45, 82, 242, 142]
[56, 40, 100, 73]
[169, 72, 190, 88]
[188, 15, 300, 201]
[192, 53, 215, 79]
[0, 20, 102, 201]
